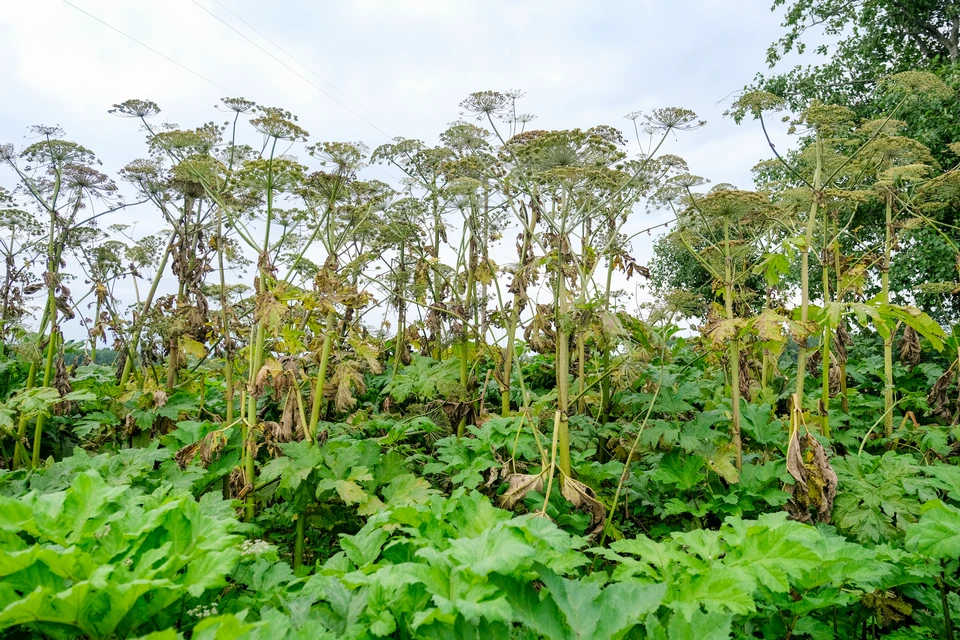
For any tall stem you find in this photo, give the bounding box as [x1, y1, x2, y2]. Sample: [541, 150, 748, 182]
[795, 134, 823, 414]
[119, 231, 176, 388]
[90, 298, 101, 363]
[457, 209, 476, 438]
[577, 335, 586, 415]
[240, 139, 279, 521]
[501, 200, 536, 415]
[12, 362, 37, 468]
[724, 218, 742, 471]
[600, 256, 616, 423]
[30, 200, 62, 468]
[392, 241, 406, 378]
[820, 207, 832, 439]
[835, 228, 849, 413]
[882, 192, 894, 437]
[555, 267, 572, 479]
[553, 194, 572, 479]
[217, 206, 234, 426]
[431, 180, 443, 361]
[308, 310, 337, 436]
[31, 327, 58, 468]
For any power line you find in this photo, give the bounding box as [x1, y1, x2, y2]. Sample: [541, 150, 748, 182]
[61, 0, 403, 184]
[210, 0, 403, 138]
[60, 0, 238, 97]
[189, 0, 398, 142]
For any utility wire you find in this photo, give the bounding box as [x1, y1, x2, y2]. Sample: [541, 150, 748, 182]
[190, 0, 397, 142]
[189, 0, 404, 183]
[60, 0, 239, 97]
[211, 0, 403, 138]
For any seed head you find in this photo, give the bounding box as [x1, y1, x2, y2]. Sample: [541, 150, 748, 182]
[109, 99, 161, 119]
[880, 71, 952, 102]
[726, 91, 786, 123]
[643, 107, 705, 133]
[459, 91, 512, 119]
[28, 124, 65, 137]
[219, 97, 257, 114]
[250, 106, 308, 141]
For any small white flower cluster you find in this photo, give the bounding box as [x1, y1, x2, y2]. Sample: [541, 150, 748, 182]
[94, 525, 111, 540]
[121, 558, 133, 566]
[240, 539, 271, 556]
[187, 604, 218, 619]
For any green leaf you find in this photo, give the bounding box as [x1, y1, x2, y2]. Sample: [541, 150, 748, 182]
[905, 500, 960, 560]
[63, 389, 97, 403]
[536, 564, 665, 639]
[669, 566, 755, 617]
[340, 526, 389, 567]
[446, 525, 535, 577]
[663, 609, 733, 639]
[259, 440, 323, 493]
[72, 410, 118, 438]
[383, 474, 436, 507]
[654, 452, 706, 491]
[877, 303, 946, 351]
[722, 519, 820, 593]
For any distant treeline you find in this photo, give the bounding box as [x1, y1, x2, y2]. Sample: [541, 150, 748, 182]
[64, 349, 120, 367]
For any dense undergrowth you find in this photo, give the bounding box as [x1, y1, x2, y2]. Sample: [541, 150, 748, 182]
[1, 332, 960, 639]
[2, 8, 960, 635]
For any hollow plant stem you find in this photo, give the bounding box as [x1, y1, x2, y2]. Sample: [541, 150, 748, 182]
[724, 218, 742, 471]
[882, 192, 894, 437]
[795, 134, 823, 415]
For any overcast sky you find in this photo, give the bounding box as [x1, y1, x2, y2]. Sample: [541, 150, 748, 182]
[0, 0, 808, 338]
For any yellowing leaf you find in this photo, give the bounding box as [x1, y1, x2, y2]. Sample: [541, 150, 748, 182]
[180, 337, 207, 359]
[706, 445, 740, 484]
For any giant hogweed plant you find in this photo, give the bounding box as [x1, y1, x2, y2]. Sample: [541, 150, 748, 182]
[729, 72, 950, 439]
[446, 94, 703, 524]
[0, 127, 130, 469]
[2, 81, 960, 639]
[663, 186, 783, 471]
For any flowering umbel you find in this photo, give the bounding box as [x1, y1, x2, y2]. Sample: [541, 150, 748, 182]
[109, 99, 161, 119]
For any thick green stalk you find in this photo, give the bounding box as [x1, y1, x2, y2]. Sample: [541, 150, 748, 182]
[724, 219, 742, 471]
[554, 263, 572, 479]
[31, 322, 58, 468]
[392, 241, 406, 378]
[576, 219, 589, 417]
[240, 139, 280, 521]
[501, 203, 536, 415]
[501, 299, 520, 416]
[296, 308, 335, 569]
[501, 302, 518, 415]
[457, 221, 476, 438]
[308, 310, 337, 435]
[294, 515, 308, 570]
[30, 199, 62, 468]
[119, 231, 175, 388]
[820, 208, 832, 439]
[795, 135, 823, 414]
[12, 361, 37, 468]
[90, 298, 101, 363]
[217, 206, 235, 426]
[165, 195, 195, 392]
[882, 193, 894, 437]
[835, 232, 849, 413]
[165, 282, 186, 393]
[243, 321, 265, 521]
[577, 335, 586, 415]
[600, 257, 616, 423]
[431, 180, 443, 361]
[761, 289, 772, 394]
